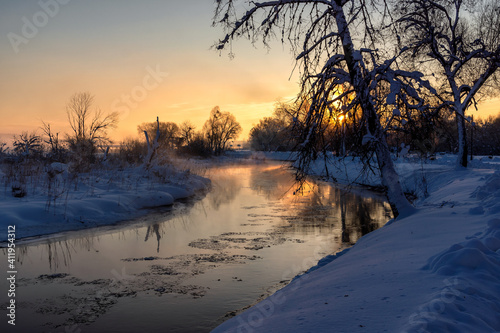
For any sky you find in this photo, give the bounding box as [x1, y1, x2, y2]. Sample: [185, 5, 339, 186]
[0, 0, 299, 143]
[0, 0, 498, 144]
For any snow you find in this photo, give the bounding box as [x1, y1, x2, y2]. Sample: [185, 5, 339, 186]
[0, 163, 210, 241]
[3, 152, 500, 331]
[212, 155, 500, 332]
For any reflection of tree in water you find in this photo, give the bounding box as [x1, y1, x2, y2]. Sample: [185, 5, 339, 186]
[328, 186, 392, 244]
[279, 180, 392, 246]
[12, 223, 165, 270]
[144, 223, 162, 253]
[6, 195, 204, 271]
[46, 240, 73, 270]
[248, 164, 297, 200]
[348, 194, 389, 242]
[340, 192, 349, 244]
[8, 235, 99, 270]
[2, 245, 28, 266]
[291, 184, 332, 224]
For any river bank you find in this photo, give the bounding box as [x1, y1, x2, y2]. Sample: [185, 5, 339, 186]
[0, 162, 210, 242]
[213, 155, 500, 332]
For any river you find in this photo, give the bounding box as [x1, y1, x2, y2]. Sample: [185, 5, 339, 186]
[0, 161, 392, 332]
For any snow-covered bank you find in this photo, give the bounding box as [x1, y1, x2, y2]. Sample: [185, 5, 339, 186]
[0, 163, 210, 242]
[260, 151, 500, 199]
[212, 158, 500, 332]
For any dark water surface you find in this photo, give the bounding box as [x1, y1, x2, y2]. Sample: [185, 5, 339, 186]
[0, 162, 392, 332]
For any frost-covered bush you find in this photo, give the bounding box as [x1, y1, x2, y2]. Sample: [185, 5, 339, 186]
[118, 138, 148, 165]
[178, 132, 212, 158]
[0, 141, 8, 156]
[2, 155, 45, 198]
[13, 131, 43, 157]
[66, 138, 97, 173]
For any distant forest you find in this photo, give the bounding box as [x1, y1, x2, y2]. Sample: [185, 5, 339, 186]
[248, 100, 500, 158]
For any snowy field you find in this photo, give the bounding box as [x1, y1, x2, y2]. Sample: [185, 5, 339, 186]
[213, 154, 500, 332]
[0, 162, 210, 241]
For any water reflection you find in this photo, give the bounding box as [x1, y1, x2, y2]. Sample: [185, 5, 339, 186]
[248, 163, 392, 246]
[7, 163, 390, 271]
[144, 223, 163, 253]
[0, 162, 391, 333]
[8, 163, 391, 268]
[249, 164, 296, 200]
[206, 168, 244, 210]
[8, 235, 99, 270]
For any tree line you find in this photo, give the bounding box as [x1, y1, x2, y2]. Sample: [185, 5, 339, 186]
[123, 105, 242, 165]
[2, 92, 242, 170]
[249, 98, 500, 158]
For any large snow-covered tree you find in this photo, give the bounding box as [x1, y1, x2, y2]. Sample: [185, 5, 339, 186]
[394, 0, 500, 167]
[213, 0, 436, 217]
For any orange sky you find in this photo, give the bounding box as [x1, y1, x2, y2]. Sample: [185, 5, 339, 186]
[0, 1, 299, 144]
[0, 1, 498, 145]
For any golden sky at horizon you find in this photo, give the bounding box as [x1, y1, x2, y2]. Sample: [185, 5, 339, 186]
[0, 1, 498, 145]
[0, 1, 300, 144]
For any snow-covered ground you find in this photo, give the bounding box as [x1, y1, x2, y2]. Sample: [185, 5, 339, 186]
[0, 162, 210, 241]
[213, 154, 500, 332]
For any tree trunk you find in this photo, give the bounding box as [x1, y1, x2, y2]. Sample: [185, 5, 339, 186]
[456, 112, 468, 168]
[144, 117, 160, 168]
[333, 1, 414, 218]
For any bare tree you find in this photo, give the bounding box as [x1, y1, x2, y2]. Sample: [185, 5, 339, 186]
[66, 92, 119, 157]
[41, 120, 63, 159]
[213, 1, 438, 217]
[394, 0, 500, 167]
[203, 106, 242, 155]
[179, 121, 196, 146]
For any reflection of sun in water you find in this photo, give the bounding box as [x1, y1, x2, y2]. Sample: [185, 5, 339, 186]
[260, 165, 286, 173]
